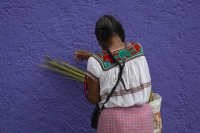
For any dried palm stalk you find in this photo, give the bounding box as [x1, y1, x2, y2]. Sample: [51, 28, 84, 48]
[39, 55, 85, 82]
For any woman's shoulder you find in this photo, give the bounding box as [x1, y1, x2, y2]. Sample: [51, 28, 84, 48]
[127, 42, 143, 52]
[125, 42, 144, 59]
[91, 51, 114, 71]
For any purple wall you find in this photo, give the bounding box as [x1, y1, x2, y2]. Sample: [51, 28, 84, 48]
[0, 0, 200, 133]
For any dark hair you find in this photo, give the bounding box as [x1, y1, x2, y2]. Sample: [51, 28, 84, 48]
[95, 15, 125, 44]
[95, 15, 125, 73]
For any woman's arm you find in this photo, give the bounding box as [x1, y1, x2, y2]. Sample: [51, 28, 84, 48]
[74, 52, 101, 104]
[86, 76, 101, 104]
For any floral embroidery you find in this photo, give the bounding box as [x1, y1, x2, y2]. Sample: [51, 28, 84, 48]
[93, 42, 144, 71]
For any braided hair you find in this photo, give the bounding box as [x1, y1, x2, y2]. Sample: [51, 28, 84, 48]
[95, 15, 125, 74]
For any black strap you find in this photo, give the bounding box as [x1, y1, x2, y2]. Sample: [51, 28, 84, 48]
[100, 43, 127, 111]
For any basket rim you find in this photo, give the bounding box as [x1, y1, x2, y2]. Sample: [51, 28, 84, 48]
[150, 93, 162, 103]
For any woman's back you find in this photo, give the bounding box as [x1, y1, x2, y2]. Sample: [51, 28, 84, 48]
[86, 42, 151, 108]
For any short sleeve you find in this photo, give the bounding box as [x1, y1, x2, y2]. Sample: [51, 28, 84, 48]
[86, 57, 102, 81]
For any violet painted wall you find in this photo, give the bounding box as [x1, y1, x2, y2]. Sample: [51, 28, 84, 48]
[0, 0, 200, 133]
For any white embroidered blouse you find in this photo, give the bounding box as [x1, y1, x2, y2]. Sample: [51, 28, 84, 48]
[86, 42, 151, 108]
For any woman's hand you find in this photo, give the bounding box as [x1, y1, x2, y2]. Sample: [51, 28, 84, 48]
[74, 50, 94, 62]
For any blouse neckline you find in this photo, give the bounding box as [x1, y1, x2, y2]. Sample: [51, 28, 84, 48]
[109, 43, 131, 53]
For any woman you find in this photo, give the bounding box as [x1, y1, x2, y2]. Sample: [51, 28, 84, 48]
[74, 15, 154, 133]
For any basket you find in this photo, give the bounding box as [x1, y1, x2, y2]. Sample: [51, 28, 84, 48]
[149, 93, 162, 133]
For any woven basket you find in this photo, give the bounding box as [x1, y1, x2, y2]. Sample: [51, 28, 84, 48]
[149, 93, 162, 133]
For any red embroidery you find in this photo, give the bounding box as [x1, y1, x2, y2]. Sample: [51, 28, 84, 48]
[103, 55, 113, 64]
[96, 53, 102, 58]
[134, 43, 141, 52]
[131, 51, 137, 55]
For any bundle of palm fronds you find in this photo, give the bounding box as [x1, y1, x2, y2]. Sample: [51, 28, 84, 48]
[39, 55, 85, 82]
[39, 55, 153, 102]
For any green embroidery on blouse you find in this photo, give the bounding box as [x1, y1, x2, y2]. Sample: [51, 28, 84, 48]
[93, 42, 144, 70]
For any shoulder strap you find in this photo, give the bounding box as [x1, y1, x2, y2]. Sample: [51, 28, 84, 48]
[100, 43, 127, 111]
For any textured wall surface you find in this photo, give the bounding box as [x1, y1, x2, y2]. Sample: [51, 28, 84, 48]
[0, 0, 200, 133]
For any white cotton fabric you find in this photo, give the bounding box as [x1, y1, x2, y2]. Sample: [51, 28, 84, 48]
[87, 54, 151, 108]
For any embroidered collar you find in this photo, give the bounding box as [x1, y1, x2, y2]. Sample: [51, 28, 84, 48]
[93, 42, 144, 71]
